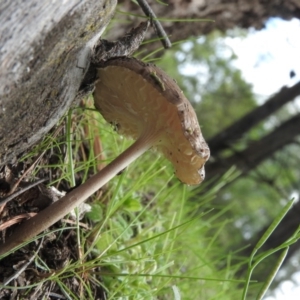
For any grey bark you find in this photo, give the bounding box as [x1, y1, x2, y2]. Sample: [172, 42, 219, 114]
[0, 0, 117, 166]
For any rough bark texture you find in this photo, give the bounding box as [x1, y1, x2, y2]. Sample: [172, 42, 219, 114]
[109, 0, 300, 45]
[0, 0, 117, 166]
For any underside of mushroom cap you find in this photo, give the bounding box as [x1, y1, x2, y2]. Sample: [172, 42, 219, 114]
[94, 57, 210, 185]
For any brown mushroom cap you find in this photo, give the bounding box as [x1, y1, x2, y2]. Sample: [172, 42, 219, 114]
[94, 57, 210, 185]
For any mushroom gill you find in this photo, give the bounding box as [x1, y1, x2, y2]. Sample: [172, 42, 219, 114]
[94, 57, 210, 185]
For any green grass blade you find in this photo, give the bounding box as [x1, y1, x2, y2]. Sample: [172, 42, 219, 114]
[253, 199, 294, 255]
[256, 247, 289, 300]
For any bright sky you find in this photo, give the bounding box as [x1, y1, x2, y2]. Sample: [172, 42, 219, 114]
[224, 18, 300, 300]
[225, 18, 300, 98]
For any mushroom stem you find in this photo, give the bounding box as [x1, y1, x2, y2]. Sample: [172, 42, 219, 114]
[0, 133, 156, 256]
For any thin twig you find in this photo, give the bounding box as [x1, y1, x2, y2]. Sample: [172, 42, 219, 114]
[2, 237, 44, 287]
[136, 0, 172, 49]
[0, 178, 47, 206]
[0, 212, 37, 231]
[8, 124, 63, 196]
[48, 292, 66, 299]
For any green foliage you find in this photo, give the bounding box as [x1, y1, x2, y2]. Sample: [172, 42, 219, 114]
[242, 199, 299, 300]
[156, 26, 300, 296]
[28, 105, 294, 300]
[79, 113, 244, 299]
[3, 21, 299, 300]
[1, 102, 247, 299]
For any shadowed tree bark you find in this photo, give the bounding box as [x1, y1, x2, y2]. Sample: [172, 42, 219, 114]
[109, 0, 300, 49]
[0, 0, 116, 166]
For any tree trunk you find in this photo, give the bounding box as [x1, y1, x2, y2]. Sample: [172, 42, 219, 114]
[208, 81, 300, 155]
[0, 0, 117, 166]
[206, 113, 300, 180]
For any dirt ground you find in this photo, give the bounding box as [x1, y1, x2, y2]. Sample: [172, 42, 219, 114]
[0, 129, 107, 300]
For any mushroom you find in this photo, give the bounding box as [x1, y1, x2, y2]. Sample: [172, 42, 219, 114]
[94, 57, 210, 184]
[0, 57, 209, 256]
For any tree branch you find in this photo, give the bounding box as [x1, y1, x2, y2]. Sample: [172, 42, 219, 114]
[208, 81, 300, 154]
[206, 113, 300, 180]
[0, 0, 117, 166]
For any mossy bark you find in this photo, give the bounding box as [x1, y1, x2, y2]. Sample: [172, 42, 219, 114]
[0, 0, 117, 166]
